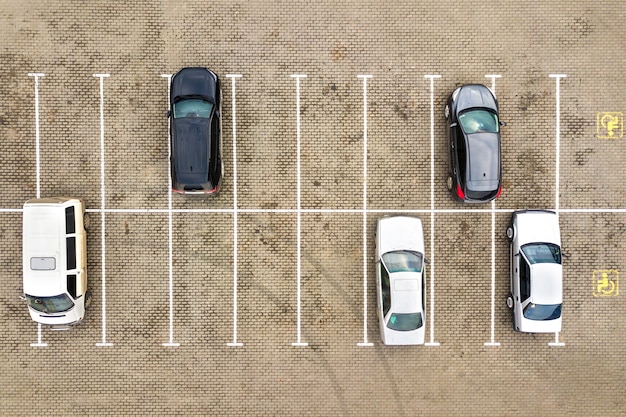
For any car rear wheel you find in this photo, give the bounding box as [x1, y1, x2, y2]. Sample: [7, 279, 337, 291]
[446, 176, 453, 191]
[444, 105, 450, 119]
[506, 226, 514, 241]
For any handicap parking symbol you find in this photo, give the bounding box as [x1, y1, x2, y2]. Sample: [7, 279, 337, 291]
[596, 112, 623, 139]
[593, 270, 619, 297]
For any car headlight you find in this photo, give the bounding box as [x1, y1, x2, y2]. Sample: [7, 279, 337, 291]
[451, 88, 461, 102]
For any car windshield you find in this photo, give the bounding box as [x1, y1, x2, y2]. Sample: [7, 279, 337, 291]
[25, 294, 74, 314]
[173, 98, 213, 119]
[521, 243, 562, 264]
[387, 312, 423, 331]
[459, 109, 499, 134]
[523, 303, 562, 321]
[382, 250, 423, 273]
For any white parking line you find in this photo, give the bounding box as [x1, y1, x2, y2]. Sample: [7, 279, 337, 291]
[93, 74, 113, 347]
[27, 72, 48, 348]
[424, 74, 441, 347]
[357, 75, 374, 347]
[226, 74, 244, 347]
[485, 74, 501, 347]
[290, 74, 308, 347]
[549, 73, 567, 347]
[160, 73, 179, 347]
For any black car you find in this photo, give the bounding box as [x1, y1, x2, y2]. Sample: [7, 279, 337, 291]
[169, 67, 222, 194]
[444, 84, 504, 203]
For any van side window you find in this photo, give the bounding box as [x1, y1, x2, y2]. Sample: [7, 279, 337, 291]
[67, 274, 77, 299]
[65, 206, 76, 234]
[66, 237, 76, 270]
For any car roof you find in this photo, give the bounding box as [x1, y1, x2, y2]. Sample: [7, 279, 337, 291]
[530, 263, 563, 304]
[172, 118, 211, 185]
[466, 132, 500, 188]
[390, 272, 423, 314]
[23, 204, 66, 296]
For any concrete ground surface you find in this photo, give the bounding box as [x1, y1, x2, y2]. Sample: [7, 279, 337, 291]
[0, 1, 624, 415]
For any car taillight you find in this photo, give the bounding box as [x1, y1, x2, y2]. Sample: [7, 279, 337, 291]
[495, 185, 502, 198]
[456, 184, 465, 200]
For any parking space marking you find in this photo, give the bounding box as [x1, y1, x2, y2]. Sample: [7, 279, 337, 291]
[549, 74, 566, 216]
[160, 74, 179, 347]
[226, 74, 244, 347]
[485, 75, 502, 347]
[94, 74, 114, 347]
[27, 72, 48, 347]
[549, 73, 567, 347]
[290, 74, 308, 347]
[425, 74, 441, 347]
[27, 73, 44, 200]
[357, 75, 374, 347]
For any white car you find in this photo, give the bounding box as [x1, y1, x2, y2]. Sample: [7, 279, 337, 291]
[506, 210, 562, 333]
[375, 216, 426, 345]
[22, 197, 89, 329]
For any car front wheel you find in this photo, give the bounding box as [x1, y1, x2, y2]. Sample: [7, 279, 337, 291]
[446, 176, 453, 191]
[506, 226, 514, 241]
[444, 105, 450, 119]
[506, 296, 513, 309]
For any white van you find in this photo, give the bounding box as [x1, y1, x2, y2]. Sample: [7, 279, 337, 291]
[22, 197, 89, 329]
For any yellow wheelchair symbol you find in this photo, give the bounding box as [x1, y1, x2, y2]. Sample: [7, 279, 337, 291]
[596, 112, 623, 139]
[593, 270, 619, 297]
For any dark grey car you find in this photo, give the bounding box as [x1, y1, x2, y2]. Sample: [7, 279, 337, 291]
[169, 67, 222, 194]
[444, 84, 504, 203]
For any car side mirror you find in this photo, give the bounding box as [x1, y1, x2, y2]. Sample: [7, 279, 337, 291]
[19, 295, 26, 301]
[450, 122, 458, 128]
[499, 120, 507, 127]
[424, 258, 430, 265]
[561, 252, 570, 259]
[514, 252, 520, 257]
[167, 110, 171, 118]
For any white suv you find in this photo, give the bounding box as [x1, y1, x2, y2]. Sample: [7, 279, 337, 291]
[506, 210, 563, 333]
[22, 197, 89, 329]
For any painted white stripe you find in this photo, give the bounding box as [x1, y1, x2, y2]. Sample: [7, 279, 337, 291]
[28, 73, 44, 199]
[549, 74, 566, 348]
[357, 75, 374, 347]
[28, 73, 47, 347]
[93, 74, 113, 347]
[75, 207, 626, 215]
[30, 323, 48, 348]
[290, 74, 308, 347]
[424, 74, 441, 347]
[549, 331, 565, 346]
[160, 73, 179, 347]
[226, 74, 244, 347]
[549, 74, 566, 217]
[485, 75, 501, 347]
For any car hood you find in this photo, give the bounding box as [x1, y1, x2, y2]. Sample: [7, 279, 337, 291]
[378, 216, 424, 255]
[454, 84, 498, 113]
[171, 68, 217, 102]
[466, 132, 500, 190]
[173, 118, 211, 183]
[516, 211, 561, 246]
[530, 263, 563, 304]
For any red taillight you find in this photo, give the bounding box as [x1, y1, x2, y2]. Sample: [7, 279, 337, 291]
[495, 185, 502, 198]
[456, 184, 465, 200]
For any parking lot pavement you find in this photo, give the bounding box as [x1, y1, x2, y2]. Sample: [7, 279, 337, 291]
[1, 1, 625, 416]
